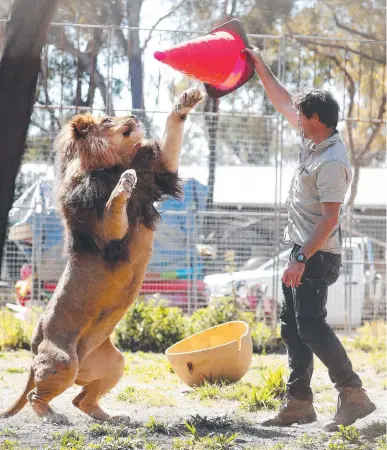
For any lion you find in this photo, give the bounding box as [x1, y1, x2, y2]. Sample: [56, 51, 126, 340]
[0, 88, 204, 424]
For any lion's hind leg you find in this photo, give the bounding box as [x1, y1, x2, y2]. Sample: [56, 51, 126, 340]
[74, 338, 127, 422]
[28, 341, 79, 424]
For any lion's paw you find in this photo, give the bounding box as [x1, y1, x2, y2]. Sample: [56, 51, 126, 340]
[42, 412, 70, 425]
[174, 88, 204, 116]
[119, 169, 137, 194]
[108, 413, 131, 424]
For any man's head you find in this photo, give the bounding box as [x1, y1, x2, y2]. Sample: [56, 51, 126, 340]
[293, 89, 339, 139]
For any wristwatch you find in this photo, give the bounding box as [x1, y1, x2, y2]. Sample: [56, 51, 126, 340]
[294, 253, 308, 264]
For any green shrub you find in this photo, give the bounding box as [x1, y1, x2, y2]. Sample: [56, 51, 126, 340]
[353, 321, 386, 352]
[251, 322, 283, 354]
[115, 300, 186, 353]
[188, 297, 251, 336]
[115, 297, 284, 354]
[0, 309, 31, 351]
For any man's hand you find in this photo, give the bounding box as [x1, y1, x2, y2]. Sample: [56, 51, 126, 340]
[282, 259, 305, 288]
[242, 45, 264, 67]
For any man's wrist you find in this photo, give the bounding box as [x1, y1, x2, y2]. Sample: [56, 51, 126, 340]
[294, 252, 308, 264]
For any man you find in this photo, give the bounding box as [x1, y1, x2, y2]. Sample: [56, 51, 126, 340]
[243, 46, 376, 431]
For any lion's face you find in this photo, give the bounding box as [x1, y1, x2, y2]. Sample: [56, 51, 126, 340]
[72, 114, 145, 148]
[56, 113, 146, 173]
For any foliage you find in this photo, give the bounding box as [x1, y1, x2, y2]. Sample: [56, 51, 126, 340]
[0, 310, 31, 351]
[0, 440, 18, 450]
[115, 296, 283, 354]
[172, 421, 239, 450]
[352, 321, 386, 352]
[51, 430, 86, 450]
[0, 297, 282, 354]
[260, 366, 286, 398]
[188, 297, 252, 335]
[241, 385, 279, 411]
[115, 300, 187, 353]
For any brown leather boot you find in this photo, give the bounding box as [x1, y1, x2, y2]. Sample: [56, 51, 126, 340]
[323, 387, 376, 432]
[261, 395, 317, 426]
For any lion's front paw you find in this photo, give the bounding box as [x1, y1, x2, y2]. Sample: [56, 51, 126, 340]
[174, 88, 205, 117]
[119, 169, 137, 194]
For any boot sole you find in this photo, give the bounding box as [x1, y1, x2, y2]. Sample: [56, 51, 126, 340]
[263, 415, 317, 427]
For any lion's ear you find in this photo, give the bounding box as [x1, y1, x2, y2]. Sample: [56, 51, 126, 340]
[71, 114, 95, 139]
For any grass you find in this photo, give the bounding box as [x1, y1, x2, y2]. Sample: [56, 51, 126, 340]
[117, 386, 176, 407]
[52, 430, 86, 449]
[370, 350, 387, 374]
[313, 382, 334, 393]
[241, 385, 279, 411]
[0, 431, 17, 438]
[0, 320, 385, 450]
[0, 441, 18, 450]
[123, 352, 176, 383]
[361, 420, 387, 439]
[294, 433, 326, 449]
[187, 365, 286, 412]
[326, 424, 387, 450]
[145, 417, 171, 435]
[352, 321, 386, 353]
[53, 428, 162, 450]
[5, 368, 26, 374]
[172, 422, 239, 450]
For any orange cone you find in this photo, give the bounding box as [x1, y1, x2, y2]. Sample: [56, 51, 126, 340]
[154, 20, 254, 98]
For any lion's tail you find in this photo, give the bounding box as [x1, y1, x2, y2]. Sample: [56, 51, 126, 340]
[0, 367, 35, 418]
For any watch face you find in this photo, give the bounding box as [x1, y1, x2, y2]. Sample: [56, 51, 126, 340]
[297, 255, 303, 261]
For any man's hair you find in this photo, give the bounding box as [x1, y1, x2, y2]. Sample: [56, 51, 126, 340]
[293, 89, 340, 129]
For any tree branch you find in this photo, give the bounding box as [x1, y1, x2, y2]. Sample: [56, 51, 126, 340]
[326, 53, 356, 153]
[292, 36, 385, 65]
[48, 29, 112, 113]
[228, 0, 238, 18]
[331, 8, 378, 41]
[142, 0, 188, 51]
[357, 94, 386, 162]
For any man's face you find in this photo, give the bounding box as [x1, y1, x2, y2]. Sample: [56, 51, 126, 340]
[297, 110, 314, 139]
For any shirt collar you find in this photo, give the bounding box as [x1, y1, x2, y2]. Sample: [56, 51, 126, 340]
[308, 130, 340, 152]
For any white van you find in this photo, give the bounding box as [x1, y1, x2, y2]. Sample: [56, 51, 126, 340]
[204, 237, 383, 328]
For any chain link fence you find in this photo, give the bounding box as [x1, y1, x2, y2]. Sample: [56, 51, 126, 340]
[0, 23, 385, 333]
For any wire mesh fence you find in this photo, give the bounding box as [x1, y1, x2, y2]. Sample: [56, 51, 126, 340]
[0, 22, 385, 333]
[1, 192, 385, 331]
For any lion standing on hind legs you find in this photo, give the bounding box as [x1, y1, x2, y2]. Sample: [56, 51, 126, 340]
[0, 88, 204, 425]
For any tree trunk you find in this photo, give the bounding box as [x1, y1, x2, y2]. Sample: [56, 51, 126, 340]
[0, 0, 58, 274]
[127, 0, 145, 112]
[347, 161, 360, 206]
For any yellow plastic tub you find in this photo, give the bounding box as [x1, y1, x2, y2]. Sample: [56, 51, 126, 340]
[165, 321, 253, 387]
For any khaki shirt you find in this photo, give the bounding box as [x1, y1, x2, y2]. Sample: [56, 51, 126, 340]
[284, 132, 352, 254]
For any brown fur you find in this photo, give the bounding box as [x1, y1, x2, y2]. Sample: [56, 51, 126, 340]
[1, 88, 204, 423]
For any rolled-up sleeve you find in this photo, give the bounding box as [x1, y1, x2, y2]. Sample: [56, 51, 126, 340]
[316, 161, 352, 203]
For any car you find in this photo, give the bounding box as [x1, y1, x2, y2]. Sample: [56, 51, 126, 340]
[204, 237, 384, 327]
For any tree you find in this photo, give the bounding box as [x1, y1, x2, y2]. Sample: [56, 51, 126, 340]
[0, 0, 58, 273]
[285, 0, 386, 205]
